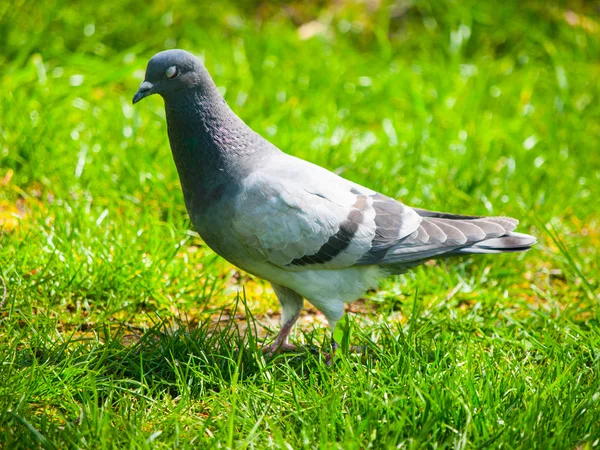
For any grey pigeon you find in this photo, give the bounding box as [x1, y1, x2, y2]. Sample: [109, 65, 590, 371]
[133, 49, 536, 354]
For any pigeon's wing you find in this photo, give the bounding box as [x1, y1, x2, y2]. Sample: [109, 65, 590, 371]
[232, 155, 422, 269]
[233, 154, 534, 270]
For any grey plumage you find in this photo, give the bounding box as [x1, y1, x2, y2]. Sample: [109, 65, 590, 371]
[133, 49, 536, 353]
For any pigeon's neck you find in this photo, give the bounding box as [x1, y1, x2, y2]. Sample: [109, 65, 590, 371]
[163, 87, 272, 210]
[164, 87, 262, 170]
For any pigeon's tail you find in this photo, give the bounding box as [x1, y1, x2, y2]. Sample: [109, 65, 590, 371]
[378, 209, 536, 271]
[414, 208, 536, 253]
[452, 231, 537, 254]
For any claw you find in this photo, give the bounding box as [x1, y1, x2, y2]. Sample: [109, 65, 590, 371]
[261, 342, 299, 356]
[325, 340, 366, 365]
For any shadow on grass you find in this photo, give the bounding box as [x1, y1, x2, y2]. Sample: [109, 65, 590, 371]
[8, 295, 338, 400]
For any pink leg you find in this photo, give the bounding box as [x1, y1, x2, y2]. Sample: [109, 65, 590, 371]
[262, 284, 303, 355]
[261, 316, 300, 355]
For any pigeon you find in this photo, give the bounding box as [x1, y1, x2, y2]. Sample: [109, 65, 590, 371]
[133, 49, 536, 354]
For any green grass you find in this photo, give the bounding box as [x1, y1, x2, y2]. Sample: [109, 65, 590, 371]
[1, 0, 599, 448]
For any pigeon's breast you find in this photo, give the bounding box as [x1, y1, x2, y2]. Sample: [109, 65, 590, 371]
[185, 188, 259, 269]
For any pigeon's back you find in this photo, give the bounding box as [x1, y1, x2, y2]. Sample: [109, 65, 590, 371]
[232, 151, 536, 274]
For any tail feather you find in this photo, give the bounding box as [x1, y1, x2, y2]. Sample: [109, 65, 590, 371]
[455, 231, 537, 254]
[378, 209, 536, 268]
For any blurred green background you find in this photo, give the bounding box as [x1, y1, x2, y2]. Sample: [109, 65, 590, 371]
[1, 0, 599, 448]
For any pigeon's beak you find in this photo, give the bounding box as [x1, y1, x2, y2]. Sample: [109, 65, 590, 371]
[132, 81, 155, 104]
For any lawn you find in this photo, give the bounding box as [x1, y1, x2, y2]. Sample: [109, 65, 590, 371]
[1, 0, 599, 448]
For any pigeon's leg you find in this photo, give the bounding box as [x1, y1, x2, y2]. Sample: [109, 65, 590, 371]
[325, 309, 366, 365]
[262, 284, 304, 355]
[312, 302, 345, 365]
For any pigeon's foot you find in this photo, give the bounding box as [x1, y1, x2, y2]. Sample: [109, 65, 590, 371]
[261, 342, 299, 356]
[325, 341, 367, 366]
[262, 307, 303, 357]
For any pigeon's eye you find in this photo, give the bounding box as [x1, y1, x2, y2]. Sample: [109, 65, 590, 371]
[165, 66, 178, 79]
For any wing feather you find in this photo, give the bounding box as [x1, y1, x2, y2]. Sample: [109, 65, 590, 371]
[233, 170, 377, 269]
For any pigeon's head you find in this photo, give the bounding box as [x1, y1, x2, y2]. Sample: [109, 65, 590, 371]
[132, 49, 211, 104]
